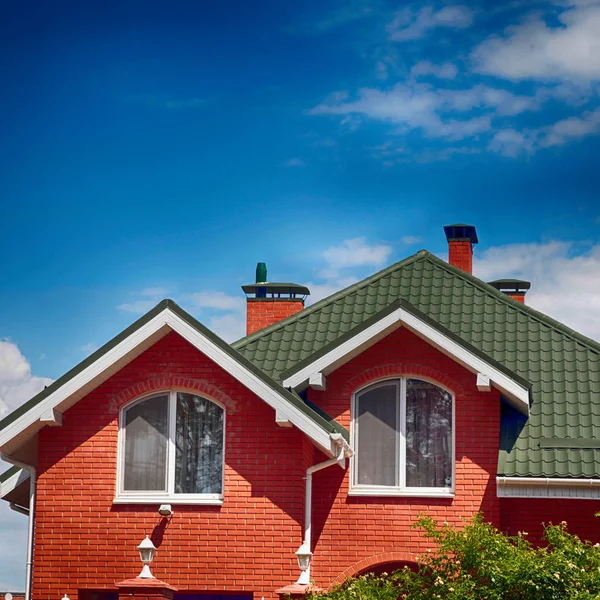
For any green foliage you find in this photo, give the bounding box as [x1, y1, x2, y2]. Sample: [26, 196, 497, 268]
[311, 515, 600, 600]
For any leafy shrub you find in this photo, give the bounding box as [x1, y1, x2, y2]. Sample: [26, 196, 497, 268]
[311, 515, 600, 600]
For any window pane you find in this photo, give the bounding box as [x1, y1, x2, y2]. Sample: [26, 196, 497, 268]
[124, 395, 169, 491]
[175, 393, 224, 494]
[405, 379, 452, 488]
[355, 384, 398, 486]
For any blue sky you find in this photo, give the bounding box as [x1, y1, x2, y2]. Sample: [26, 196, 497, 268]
[1, 0, 600, 590]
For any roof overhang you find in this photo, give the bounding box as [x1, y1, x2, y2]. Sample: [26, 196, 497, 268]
[282, 299, 531, 414]
[0, 467, 30, 509]
[0, 301, 350, 465]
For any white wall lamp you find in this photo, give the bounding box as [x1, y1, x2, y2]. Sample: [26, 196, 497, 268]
[137, 535, 157, 579]
[295, 542, 313, 585]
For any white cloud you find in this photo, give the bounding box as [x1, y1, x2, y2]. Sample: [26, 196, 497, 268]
[475, 241, 600, 342]
[322, 237, 392, 271]
[311, 83, 539, 140]
[208, 313, 247, 343]
[305, 276, 360, 305]
[283, 158, 305, 167]
[0, 341, 51, 590]
[472, 3, 600, 81]
[387, 5, 474, 41]
[410, 61, 459, 80]
[79, 343, 98, 354]
[185, 291, 245, 312]
[488, 108, 600, 156]
[116, 300, 156, 314]
[401, 235, 424, 245]
[0, 341, 53, 417]
[140, 287, 168, 297]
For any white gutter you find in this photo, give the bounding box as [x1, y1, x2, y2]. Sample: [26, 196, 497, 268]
[497, 476, 600, 487]
[2, 454, 36, 600]
[297, 436, 352, 586]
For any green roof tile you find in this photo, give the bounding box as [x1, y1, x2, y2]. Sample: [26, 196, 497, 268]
[234, 251, 600, 479]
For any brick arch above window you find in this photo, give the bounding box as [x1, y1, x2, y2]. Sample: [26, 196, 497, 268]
[329, 551, 420, 588]
[108, 375, 238, 416]
[341, 362, 466, 399]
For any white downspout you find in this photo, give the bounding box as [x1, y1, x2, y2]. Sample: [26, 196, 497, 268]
[2, 453, 36, 600]
[297, 440, 349, 586]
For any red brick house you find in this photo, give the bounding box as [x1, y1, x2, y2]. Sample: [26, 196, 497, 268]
[1, 224, 599, 600]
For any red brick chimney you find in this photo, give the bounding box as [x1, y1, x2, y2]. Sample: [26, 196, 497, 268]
[242, 263, 310, 336]
[488, 279, 531, 304]
[444, 224, 479, 274]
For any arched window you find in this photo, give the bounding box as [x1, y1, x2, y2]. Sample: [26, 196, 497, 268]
[117, 391, 224, 503]
[351, 378, 453, 497]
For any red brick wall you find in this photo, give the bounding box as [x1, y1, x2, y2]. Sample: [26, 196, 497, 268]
[501, 498, 600, 544]
[246, 300, 304, 335]
[448, 240, 473, 274]
[34, 332, 307, 600]
[306, 326, 501, 588]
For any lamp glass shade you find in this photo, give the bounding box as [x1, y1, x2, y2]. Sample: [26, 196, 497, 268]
[295, 542, 312, 572]
[137, 536, 156, 564]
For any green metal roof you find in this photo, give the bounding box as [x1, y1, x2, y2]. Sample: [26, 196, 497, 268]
[234, 250, 600, 479]
[0, 465, 20, 483]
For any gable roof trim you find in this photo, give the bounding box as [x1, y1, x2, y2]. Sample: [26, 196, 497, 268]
[0, 301, 349, 458]
[282, 299, 530, 413]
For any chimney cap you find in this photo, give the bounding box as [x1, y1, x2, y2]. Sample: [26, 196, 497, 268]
[488, 278, 531, 293]
[444, 224, 478, 244]
[242, 282, 311, 296]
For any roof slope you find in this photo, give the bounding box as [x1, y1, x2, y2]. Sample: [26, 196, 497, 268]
[234, 251, 600, 479]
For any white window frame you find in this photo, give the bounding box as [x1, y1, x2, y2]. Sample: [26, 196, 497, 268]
[349, 377, 455, 498]
[114, 390, 225, 505]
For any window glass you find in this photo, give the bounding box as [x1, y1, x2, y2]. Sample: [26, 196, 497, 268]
[355, 383, 398, 486]
[124, 395, 169, 491]
[405, 379, 452, 488]
[175, 393, 224, 494]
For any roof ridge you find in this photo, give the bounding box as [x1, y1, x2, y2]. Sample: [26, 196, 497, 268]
[232, 250, 430, 349]
[424, 253, 600, 356]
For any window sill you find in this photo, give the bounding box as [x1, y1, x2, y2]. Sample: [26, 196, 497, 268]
[349, 486, 454, 498]
[113, 494, 224, 505]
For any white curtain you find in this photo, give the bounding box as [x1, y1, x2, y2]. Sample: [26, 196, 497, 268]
[355, 383, 398, 486]
[123, 395, 169, 491]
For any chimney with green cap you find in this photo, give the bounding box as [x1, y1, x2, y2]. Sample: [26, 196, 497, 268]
[242, 262, 310, 335]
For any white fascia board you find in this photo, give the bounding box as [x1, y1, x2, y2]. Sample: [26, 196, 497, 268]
[164, 311, 334, 454]
[283, 307, 530, 414]
[0, 469, 30, 500]
[0, 307, 335, 458]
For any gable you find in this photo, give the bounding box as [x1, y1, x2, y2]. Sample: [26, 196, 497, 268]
[234, 251, 600, 479]
[0, 301, 350, 467]
[279, 298, 530, 413]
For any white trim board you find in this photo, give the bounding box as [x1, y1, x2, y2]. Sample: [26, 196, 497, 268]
[282, 306, 530, 414]
[497, 476, 600, 499]
[0, 307, 338, 460]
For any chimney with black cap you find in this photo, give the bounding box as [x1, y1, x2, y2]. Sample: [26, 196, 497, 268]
[242, 262, 310, 335]
[488, 279, 531, 304]
[444, 224, 478, 275]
